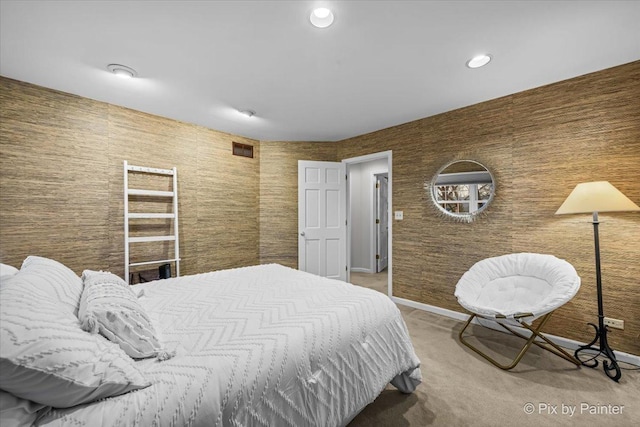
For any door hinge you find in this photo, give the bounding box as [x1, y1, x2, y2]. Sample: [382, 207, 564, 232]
[346, 265, 348, 271]
[345, 174, 348, 180]
[376, 219, 380, 224]
[376, 182, 380, 189]
[376, 254, 380, 260]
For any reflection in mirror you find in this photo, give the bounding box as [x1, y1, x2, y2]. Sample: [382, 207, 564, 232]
[430, 160, 495, 222]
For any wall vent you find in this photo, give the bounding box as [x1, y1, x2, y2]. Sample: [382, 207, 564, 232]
[232, 142, 254, 158]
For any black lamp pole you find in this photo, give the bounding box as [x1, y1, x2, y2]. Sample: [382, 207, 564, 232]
[574, 211, 622, 382]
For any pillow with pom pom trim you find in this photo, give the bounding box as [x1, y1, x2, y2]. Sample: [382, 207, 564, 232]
[78, 270, 173, 361]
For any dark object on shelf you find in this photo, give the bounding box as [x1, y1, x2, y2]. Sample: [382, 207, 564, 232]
[128, 264, 172, 284]
[138, 269, 159, 283]
[159, 263, 171, 279]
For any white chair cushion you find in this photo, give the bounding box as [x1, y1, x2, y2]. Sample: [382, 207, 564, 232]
[455, 253, 580, 319]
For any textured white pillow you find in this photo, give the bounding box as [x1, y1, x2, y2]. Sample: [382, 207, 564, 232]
[0, 271, 150, 408]
[79, 270, 172, 360]
[20, 255, 84, 315]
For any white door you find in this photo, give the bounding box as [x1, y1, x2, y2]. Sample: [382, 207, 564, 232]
[376, 173, 389, 272]
[298, 160, 347, 281]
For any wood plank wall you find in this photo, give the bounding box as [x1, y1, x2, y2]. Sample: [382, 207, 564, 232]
[0, 77, 260, 278]
[337, 61, 640, 355]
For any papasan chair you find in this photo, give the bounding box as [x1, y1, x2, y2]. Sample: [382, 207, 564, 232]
[455, 253, 581, 370]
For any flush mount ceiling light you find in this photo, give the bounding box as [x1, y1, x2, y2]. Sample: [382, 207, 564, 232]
[466, 54, 492, 69]
[238, 109, 256, 118]
[310, 7, 334, 28]
[107, 63, 138, 78]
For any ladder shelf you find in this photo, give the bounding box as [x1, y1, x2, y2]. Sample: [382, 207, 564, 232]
[124, 160, 180, 284]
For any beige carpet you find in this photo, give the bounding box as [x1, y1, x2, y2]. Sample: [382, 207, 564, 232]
[348, 272, 639, 427]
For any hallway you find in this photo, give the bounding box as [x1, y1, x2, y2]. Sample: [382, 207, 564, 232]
[350, 270, 388, 294]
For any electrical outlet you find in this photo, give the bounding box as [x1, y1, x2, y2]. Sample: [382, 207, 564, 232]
[603, 317, 624, 330]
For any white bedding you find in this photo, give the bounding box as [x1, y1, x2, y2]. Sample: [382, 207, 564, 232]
[36, 264, 421, 426]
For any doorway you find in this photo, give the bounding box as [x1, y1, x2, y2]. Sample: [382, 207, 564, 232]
[343, 151, 392, 297]
[375, 172, 389, 273]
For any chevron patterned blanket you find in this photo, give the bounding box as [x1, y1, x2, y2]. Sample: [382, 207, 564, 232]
[38, 264, 421, 426]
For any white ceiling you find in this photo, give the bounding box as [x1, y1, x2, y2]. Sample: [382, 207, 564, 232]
[1, 1, 639, 142]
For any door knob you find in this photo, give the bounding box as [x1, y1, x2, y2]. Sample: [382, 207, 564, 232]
[300, 231, 305, 236]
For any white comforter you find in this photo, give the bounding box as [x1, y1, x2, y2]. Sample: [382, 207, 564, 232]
[37, 264, 421, 427]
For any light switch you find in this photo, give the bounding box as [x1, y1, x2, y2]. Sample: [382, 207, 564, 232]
[394, 211, 403, 220]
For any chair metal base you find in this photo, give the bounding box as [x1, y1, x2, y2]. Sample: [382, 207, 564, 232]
[459, 313, 582, 370]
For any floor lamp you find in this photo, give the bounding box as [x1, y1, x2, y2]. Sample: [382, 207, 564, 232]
[555, 181, 640, 382]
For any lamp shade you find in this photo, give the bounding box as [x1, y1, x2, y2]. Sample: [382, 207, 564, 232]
[556, 181, 640, 215]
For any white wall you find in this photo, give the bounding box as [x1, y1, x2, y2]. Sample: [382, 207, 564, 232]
[349, 159, 388, 272]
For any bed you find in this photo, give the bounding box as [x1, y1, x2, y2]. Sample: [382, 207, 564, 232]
[0, 257, 421, 426]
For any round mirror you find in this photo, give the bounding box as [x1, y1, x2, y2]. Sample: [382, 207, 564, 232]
[429, 160, 495, 222]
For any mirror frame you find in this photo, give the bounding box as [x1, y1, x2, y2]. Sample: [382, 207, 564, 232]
[428, 159, 495, 223]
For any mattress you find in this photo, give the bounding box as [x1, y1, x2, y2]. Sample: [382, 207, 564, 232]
[36, 264, 421, 426]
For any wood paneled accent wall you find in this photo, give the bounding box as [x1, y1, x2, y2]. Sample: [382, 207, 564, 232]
[337, 61, 640, 355]
[0, 77, 260, 278]
[259, 141, 338, 268]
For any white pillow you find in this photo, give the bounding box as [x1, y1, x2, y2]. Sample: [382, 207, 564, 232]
[0, 271, 150, 408]
[79, 270, 172, 360]
[20, 255, 83, 315]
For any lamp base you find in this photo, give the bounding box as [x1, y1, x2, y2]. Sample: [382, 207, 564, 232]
[574, 321, 621, 382]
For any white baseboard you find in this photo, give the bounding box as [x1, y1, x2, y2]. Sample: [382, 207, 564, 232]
[350, 268, 373, 273]
[391, 296, 640, 367]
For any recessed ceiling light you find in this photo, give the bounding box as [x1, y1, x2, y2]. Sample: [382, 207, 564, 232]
[238, 109, 256, 118]
[107, 64, 137, 78]
[310, 7, 334, 28]
[466, 54, 492, 69]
